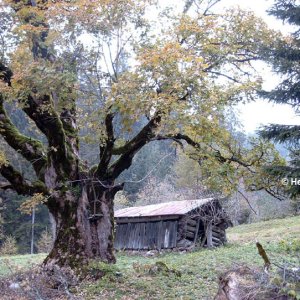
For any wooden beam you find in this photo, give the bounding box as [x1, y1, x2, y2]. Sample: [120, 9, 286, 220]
[193, 218, 201, 244]
[187, 218, 197, 226]
[206, 222, 213, 248]
[186, 231, 195, 239]
[187, 225, 196, 233]
[174, 221, 178, 248]
[212, 236, 222, 242]
[212, 237, 223, 246]
[212, 231, 224, 238]
[115, 215, 180, 224]
[157, 221, 163, 250]
[212, 226, 225, 234]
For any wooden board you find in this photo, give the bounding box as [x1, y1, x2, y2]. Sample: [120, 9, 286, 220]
[186, 218, 197, 226]
[187, 225, 196, 233]
[114, 220, 178, 250]
[116, 215, 180, 224]
[206, 222, 213, 248]
[186, 231, 195, 240]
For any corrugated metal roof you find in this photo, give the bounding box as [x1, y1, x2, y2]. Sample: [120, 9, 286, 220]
[114, 198, 214, 218]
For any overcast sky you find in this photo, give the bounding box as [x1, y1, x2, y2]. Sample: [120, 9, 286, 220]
[215, 0, 300, 133]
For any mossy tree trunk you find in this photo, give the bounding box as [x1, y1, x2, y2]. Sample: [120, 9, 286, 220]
[44, 184, 121, 268]
[0, 51, 162, 269]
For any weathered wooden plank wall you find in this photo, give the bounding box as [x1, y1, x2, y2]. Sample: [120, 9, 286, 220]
[114, 220, 178, 250]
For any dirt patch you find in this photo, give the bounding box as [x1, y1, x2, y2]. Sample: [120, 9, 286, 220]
[0, 266, 82, 300]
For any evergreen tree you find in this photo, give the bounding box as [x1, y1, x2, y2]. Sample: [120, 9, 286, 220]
[259, 0, 300, 199]
[1, 191, 50, 254]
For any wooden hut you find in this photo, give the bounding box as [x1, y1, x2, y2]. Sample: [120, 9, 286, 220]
[114, 198, 231, 250]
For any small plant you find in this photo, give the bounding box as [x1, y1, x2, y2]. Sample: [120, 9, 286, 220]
[37, 230, 53, 253]
[133, 261, 181, 277]
[87, 260, 120, 279]
[114, 191, 130, 208]
[279, 238, 300, 253]
[0, 235, 18, 256]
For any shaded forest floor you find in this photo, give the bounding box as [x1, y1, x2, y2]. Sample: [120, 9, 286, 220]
[0, 215, 299, 299]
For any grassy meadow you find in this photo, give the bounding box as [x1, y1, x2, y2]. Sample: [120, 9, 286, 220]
[0, 215, 299, 299]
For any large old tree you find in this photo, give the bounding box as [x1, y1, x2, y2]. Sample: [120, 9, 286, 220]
[0, 0, 283, 269]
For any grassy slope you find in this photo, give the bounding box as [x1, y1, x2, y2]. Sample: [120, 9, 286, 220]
[84, 215, 300, 300]
[227, 215, 300, 244]
[0, 216, 299, 299]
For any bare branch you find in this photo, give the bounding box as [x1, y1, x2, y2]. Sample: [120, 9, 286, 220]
[123, 152, 173, 184]
[207, 71, 241, 83]
[237, 190, 257, 214]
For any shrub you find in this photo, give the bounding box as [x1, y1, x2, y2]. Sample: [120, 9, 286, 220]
[0, 235, 18, 256]
[279, 238, 300, 253]
[37, 230, 53, 253]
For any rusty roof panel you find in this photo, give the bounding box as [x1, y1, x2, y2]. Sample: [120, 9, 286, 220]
[114, 198, 214, 218]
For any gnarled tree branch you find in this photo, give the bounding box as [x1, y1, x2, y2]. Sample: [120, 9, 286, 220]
[1, 60, 78, 179]
[108, 113, 162, 178]
[96, 113, 115, 175]
[0, 162, 47, 195]
[0, 95, 47, 175]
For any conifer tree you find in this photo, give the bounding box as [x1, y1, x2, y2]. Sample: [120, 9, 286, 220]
[259, 0, 300, 198]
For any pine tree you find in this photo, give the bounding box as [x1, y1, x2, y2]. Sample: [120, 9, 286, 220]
[259, 0, 300, 199]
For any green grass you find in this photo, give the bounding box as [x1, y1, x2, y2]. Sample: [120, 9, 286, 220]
[83, 242, 298, 300]
[83, 215, 300, 300]
[0, 215, 299, 299]
[227, 215, 300, 244]
[0, 253, 46, 276]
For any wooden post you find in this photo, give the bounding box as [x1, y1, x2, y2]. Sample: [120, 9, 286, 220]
[193, 218, 200, 244]
[157, 221, 163, 250]
[30, 207, 35, 254]
[206, 222, 213, 248]
[174, 221, 178, 248]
